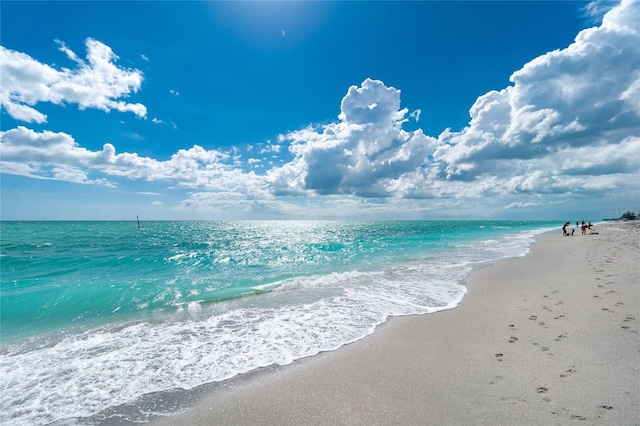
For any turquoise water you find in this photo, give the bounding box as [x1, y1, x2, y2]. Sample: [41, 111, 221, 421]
[0, 220, 557, 424]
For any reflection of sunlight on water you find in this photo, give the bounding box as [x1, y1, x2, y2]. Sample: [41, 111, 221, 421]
[0, 220, 561, 425]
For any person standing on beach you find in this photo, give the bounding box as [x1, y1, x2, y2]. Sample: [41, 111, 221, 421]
[563, 222, 569, 236]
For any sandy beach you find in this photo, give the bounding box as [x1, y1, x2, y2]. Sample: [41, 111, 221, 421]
[153, 221, 639, 425]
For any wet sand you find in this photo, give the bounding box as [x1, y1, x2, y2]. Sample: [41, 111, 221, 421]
[153, 221, 639, 425]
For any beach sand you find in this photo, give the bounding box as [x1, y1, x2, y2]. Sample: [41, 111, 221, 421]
[153, 222, 639, 425]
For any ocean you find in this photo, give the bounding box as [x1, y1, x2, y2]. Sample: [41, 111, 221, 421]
[0, 220, 557, 425]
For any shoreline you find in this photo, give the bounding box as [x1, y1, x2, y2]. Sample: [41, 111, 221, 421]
[147, 222, 639, 425]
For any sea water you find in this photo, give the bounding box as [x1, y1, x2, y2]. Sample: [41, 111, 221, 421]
[0, 220, 557, 424]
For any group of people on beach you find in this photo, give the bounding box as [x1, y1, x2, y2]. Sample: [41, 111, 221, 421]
[562, 220, 595, 236]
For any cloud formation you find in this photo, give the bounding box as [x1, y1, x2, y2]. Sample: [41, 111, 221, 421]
[259, 0, 638, 207]
[0, 126, 268, 204]
[269, 78, 438, 197]
[0, 38, 146, 123]
[0, 0, 638, 218]
[434, 0, 640, 182]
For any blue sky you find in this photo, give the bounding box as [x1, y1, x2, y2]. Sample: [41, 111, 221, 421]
[1, 1, 638, 220]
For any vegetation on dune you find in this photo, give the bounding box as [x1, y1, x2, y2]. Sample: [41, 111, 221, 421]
[620, 211, 637, 220]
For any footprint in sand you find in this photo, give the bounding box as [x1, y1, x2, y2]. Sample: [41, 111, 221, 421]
[501, 397, 529, 405]
[495, 353, 504, 362]
[540, 346, 554, 356]
[560, 368, 576, 378]
[536, 387, 548, 394]
[489, 375, 504, 385]
[508, 324, 517, 330]
[508, 336, 518, 343]
[555, 334, 567, 341]
[622, 316, 636, 331]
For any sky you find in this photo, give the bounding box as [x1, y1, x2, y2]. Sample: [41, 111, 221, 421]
[1, 0, 639, 221]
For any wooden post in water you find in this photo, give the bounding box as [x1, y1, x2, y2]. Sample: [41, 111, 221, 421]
[137, 215, 141, 230]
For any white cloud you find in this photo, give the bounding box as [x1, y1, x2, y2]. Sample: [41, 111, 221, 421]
[269, 78, 439, 197]
[432, 0, 640, 188]
[0, 38, 146, 123]
[261, 0, 639, 211]
[505, 201, 542, 210]
[584, 1, 617, 23]
[0, 126, 267, 198]
[259, 143, 281, 154]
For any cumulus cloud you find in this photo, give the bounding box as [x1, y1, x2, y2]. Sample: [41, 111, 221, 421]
[434, 1, 640, 179]
[261, 0, 639, 209]
[429, 0, 640, 195]
[0, 126, 265, 197]
[269, 78, 439, 197]
[0, 38, 146, 123]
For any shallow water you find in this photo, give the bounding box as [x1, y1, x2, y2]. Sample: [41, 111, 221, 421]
[0, 220, 557, 425]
